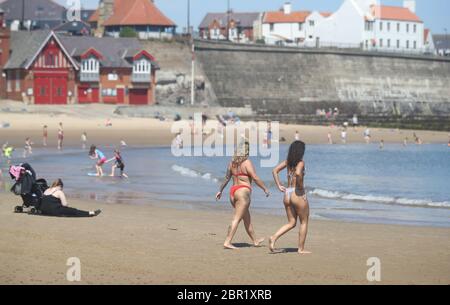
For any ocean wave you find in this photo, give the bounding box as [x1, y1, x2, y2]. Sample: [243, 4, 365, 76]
[309, 188, 450, 209]
[171, 165, 219, 183]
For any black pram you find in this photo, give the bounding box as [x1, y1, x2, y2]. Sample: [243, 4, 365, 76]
[9, 163, 48, 214]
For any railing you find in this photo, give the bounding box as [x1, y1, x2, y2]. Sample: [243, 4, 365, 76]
[132, 73, 151, 83]
[80, 72, 100, 82]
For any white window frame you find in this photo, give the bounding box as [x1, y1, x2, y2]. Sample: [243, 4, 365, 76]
[133, 58, 151, 75]
[81, 56, 99, 74]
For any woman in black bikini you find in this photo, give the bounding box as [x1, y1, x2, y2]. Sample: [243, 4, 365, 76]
[40, 179, 101, 217]
[270, 141, 311, 254]
[216, 141, 270, 249]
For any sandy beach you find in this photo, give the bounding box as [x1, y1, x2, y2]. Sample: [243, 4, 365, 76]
[0, 192, 449, 285]
[1, 109, 449, 149]
[1, 104, 449, 285]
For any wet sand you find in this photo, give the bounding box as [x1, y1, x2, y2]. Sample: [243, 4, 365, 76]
[0, 192, 449, 285]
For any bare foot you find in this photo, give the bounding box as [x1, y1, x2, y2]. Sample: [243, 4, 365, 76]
[254, 238, 265, 247]
[269, 236, 276, 253]
[224, 243, 238, 250]
[298, 250, 312, 255]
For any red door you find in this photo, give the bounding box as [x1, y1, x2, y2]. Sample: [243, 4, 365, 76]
[78, 86, 99, 103]
[34, 73, 68, 104]
[129, 89, 148, 105]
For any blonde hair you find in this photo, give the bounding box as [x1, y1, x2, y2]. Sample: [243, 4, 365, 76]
[231, 140, 250, 167]
[51, 179, 64, 189]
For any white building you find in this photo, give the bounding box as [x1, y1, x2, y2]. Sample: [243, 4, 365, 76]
[261, 0, 432, 54]
[362, 1, 425, 53]
[261, 3, 331, 46]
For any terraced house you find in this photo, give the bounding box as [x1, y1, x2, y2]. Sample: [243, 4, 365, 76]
[0, 23, 159, 105]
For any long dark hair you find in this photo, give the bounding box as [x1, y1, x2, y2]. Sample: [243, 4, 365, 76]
[287, 141, 305, 171]
[89, 145, 96, 156]
[51, 178, 64, 189]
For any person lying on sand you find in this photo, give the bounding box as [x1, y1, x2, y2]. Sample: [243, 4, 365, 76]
[270, 141, 311, 255]
[40, 179, 101, 218]
[216, 140, 270, 250]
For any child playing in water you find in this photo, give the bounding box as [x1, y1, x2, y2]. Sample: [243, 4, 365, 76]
[81, 132, 88, 150]
[23, 138, 33, 158]
[89, 145, 107, 177]
[109, 149, 128, 178]
[43, 125, 48, 146]
[2, 143, 14, 165]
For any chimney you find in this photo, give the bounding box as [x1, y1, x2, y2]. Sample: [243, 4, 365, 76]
[403, 0, 416, 13]
[95, 0, 115, 37]
[283, 2, 292, 15]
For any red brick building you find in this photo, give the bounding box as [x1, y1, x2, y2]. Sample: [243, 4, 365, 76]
[0, 28, 160, 105]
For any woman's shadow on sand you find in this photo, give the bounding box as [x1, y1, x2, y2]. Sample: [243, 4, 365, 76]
[230, 243, 297, 254]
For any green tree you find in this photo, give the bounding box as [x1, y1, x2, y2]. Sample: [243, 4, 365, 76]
[120, 27, 137, 38]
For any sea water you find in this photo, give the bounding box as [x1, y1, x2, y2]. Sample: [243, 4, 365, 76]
[1, 144, 449, 228]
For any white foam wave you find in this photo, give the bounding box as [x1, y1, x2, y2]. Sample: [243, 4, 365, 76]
[309, 188, 450, 209]
[172, 165, 218, 183]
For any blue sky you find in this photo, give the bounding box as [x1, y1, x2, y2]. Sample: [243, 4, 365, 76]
[58, 0, 449, 34]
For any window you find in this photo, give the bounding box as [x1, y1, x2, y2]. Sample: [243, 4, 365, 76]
[309, 20, 315, 27]
[81, 57, 99, 73]
[397, 40, 400, 48]
[379, 22, 383, 31]
[406, 24, 409, 33]
[365, 21, 374, 32]
[406, 40, 409, 49]
[45, 53, 55, 66]
[298, 23, 303, 31]
[102, 89, 117, 97]
[107, 73, 118, 81]
[397, 23, 400, 32]
[15, 70, 20, 92]
[413, 41, 417, 49]
[365, 40, 368, 48]
[270, 23, 274, 32]
[379, 39, 383, 47]
[133, 58, 151, 75]
[413, 24, 417, 33]
[6, 72, 11, 93]
[387, 39, 391, 48]
[387, 22, 390, 32]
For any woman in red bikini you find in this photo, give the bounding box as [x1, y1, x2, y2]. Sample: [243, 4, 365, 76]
[216, 141, 270, 250]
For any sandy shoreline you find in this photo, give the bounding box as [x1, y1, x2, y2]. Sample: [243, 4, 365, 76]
[1, 112, 449, 149]
[0, 192, 449, 285]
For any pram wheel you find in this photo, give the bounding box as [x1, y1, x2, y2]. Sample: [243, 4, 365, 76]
[14, 206, 24, 213]
[29, 208, 39, 215]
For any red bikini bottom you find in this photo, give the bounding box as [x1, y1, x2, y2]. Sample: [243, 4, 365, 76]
[230, 185, 252, 199]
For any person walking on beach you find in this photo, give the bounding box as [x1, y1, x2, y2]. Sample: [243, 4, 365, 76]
[270, 141, 311, 254]
[57, 122, 64, 150]
[40, 179, 101, 217]
[294, 131, 300, 141]
[23, 138, 33, 158]
[216, 140, 270, 250]
[89, 145, 107, 177]
[81, 132, 88, 150]
[327, 132, 333, 145]
[380, 139, 385, 150]
[341, 129, 347, 144]
[364, 128, 371, 144]
[43, 125, 48, 147]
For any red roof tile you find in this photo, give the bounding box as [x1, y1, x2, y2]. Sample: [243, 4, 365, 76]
[103, 0, 176, 27]
[263, 11, 311, 24]
[88, 9, 99, 23]
[370, 5, 422, 23]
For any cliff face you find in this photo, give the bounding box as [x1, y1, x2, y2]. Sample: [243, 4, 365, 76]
[195, 40, 450, 130]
